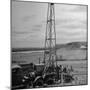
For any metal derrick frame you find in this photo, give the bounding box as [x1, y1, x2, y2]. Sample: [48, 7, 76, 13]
[43, 3, 57, 71]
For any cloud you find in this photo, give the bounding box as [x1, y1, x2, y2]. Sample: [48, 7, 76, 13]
[34, 24, 42, 28]
[32, 24, 42, 31]
[57, 29, 86, 35]
[22, 14, 36, 22]
[56, 4, 87, 13]
[70, 5, 87, 12]
[61, 23, 86, 30]
[56, 19, 86, 32]
[12, 30, 32, 35]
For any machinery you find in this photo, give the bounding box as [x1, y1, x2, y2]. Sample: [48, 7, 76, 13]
[12, 3, 75, 89]
[43, 3, 57, 68]
[31, 3, 74, 87]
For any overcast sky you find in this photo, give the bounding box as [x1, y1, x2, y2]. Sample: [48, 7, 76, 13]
[11, 1, 87, 48]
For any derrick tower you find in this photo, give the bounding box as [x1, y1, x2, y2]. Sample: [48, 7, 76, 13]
[43, 3, 57, 68]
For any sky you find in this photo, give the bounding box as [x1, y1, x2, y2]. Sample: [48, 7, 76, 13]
[11, 1, 87, 48]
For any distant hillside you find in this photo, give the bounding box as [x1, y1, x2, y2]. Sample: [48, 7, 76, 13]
[12, 41, 87, 52]
[56, 41, 87, 49]
[12, 47, 44, 52]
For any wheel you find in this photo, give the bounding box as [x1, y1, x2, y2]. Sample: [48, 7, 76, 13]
[34, 79, 43, 88]
[46, 78, 54, 85]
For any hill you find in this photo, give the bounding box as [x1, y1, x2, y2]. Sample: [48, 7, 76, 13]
[12, 41, 87, 52]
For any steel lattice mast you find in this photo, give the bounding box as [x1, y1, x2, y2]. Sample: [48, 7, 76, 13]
[43, 3, 57, 68]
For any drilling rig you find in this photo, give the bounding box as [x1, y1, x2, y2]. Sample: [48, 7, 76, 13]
[42, 3, 74, 85]
[43, 3, 57, 73]
[12, 3, 75, 89]
[32, 3, 74, 86]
